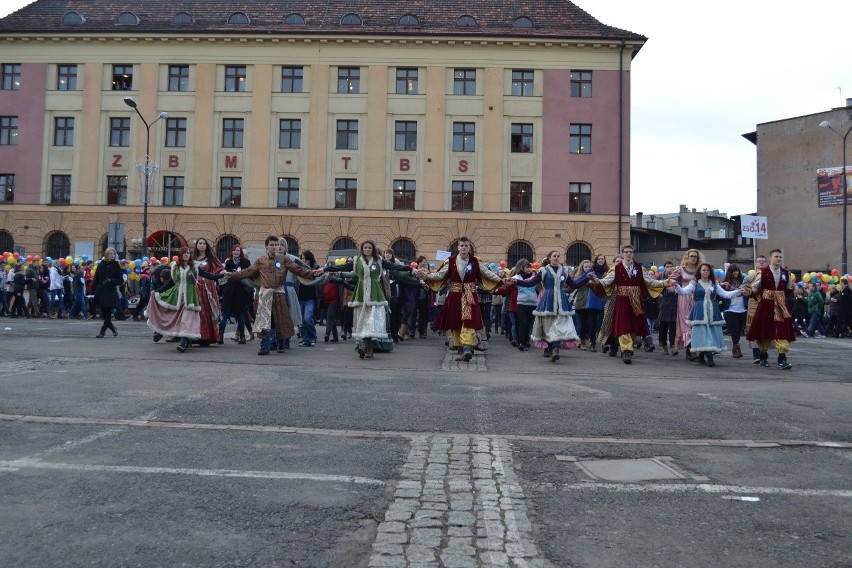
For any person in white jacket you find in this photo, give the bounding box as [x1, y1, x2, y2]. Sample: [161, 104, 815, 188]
[48, 262, 66, 318]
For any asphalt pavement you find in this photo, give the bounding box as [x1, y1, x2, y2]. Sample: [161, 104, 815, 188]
[1, 316, 850, 567]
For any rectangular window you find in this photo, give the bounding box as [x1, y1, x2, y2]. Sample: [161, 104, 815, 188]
[510, 182, 532, 212]
[511, 70, 534, 97]
[511, 123, 533, 153]
[395, 68, 418, 94]
[222, 118, 244, 148]
[278, 119, 302, 149]
[107, 175, 128, 205]
[337, 67, 360, 94]
[168, 65, 190, 92]
[451, 180, 474, 211]
[220, 177, 242, 207]
[109, 117, 131, 147]
[163, 176, 184, 206]
[54, 117, 75, 146]
[336, 120, 359, 150]
[224, 65, 247, 92]
[165, 118, 187, 147]
[570, 70, 592, 98]
[452, 122, 475, 152]
[112, 64, 133, 91]
[334, 178, 357, 209]
[392, 179, 416, 210]
[1, 63, 21, 90]
[0, 116, 18, 145]
[277, 177, 299, 208]
[56, 64, 77, 91]
[569, 123, 592, 154]
[281, 66, 303, 93]
[51, 175, 71, 204]
[0, 174, 14, 203]
[569, 182, 591, 213]
[453, 69, 476, 95]
[394, 121, 417, 152]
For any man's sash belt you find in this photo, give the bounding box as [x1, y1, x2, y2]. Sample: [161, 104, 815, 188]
[449, 281, 477, 320]
[762, 289, 790, 321]
[616, 286, 644, 316]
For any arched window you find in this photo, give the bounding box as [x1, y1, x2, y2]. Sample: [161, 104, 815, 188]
[0, 230, 14, 253]
[216, 235, 240, 262]
[62, 11, 85, 25]
[391, 238, 416, 263]
[332, 237, 357, 251]
[116, 12, 140, 25]
[281, 235, 299, 256]
[227, 12, 250, 25]
[147, 231, 185, 260]
[341, 13, 362, 25]
[45, 231, 71, 260]
[172, 12, 193, 24]
[285, 13, 305, 25]
[399, 14, 419, 26]
[565, 241, 592, 268]
[456, 15, 477, 27]
[507, 241, 533, 269]
[512, 16, 534, 28]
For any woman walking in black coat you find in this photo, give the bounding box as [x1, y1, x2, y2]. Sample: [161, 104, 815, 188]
[92, 247, 124, 338]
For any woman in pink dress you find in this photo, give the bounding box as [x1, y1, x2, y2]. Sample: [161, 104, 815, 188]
[672, 248, 705, 361]
[193, 238, 224, 345]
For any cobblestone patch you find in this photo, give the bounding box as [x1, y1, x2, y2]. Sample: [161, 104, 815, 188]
[441, 350, 488, 373]
[369, 436, 550, 567]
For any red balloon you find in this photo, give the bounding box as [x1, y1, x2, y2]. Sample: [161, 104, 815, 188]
[409, 261, 418, 268]
[171, 255, 178, 262]
[531, 262, 541, 270]
[831, 268, 839, 276]
[499, 260, 507, 268]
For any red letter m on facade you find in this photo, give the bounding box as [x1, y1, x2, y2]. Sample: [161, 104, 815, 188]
[224, 156, 238, 169]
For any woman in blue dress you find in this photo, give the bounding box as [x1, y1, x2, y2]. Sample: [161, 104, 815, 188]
[514, 250, 594, 362]
[672, 263, 744, 367]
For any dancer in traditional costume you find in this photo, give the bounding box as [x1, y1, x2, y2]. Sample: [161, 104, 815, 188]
[417, 236, 505, 361]
[672, 263, 744, 367]
[192, 237, 224, 345]
[671, 248, 705, 360]
[745, 248, 795, 370]
[513, 251, 594, 362]
[594, 245, 668, 364]
[224, 236, 322, 355]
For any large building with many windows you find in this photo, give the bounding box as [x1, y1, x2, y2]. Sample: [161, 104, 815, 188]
[0, 0, 645, 265]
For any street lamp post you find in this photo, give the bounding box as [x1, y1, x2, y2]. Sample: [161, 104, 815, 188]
[123, 97, 168, 258]
[819, 119, 852, 276]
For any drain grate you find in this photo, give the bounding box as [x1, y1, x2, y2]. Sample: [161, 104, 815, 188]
[556, 455, 708, 482]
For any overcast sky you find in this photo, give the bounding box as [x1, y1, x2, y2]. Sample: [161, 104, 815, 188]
[2, 0, 850, 217]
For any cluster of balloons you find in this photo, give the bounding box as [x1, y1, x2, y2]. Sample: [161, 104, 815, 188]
[1, 251, 94, 272]
[801, 268, 849, 292]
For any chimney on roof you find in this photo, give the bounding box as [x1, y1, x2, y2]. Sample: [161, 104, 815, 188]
[635, 212, 643, 228]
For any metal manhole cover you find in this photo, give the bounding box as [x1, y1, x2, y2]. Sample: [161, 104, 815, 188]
[574, 458, 687, 482]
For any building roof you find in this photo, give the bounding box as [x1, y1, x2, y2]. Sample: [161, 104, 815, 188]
[0, 0, 646, 43]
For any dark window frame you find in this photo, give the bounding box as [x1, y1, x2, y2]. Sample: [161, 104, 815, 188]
[224, 65, 247, 92]
[162, 176, 184, 206]
[54, 116, 75, 146]
[511, 123, 533, 153]
[570, 70, 592, 98]
[453, 69, 476, 96]
[57, 64, 78, 91]
[111, 64, 133, 91]
[0, 116, 18, 145]
[277, 177, 300, 208]
[281, 66, 304, 93]
[392, 179, 416, 210]
[336, 119, 359, 150]
[395, 68, 418, 94]
[337, 67, 360, 94]
[1, 63, 21, 90]
[222, 118, 244, 148]
[168, 65, 190, 92]
[278, 118, 302, 149]
[106, 175, 128, 205]
[569, 182, 591, 213]
[334, 178, 357, 209]
[394, 121, 417, 152]
[452, 122, 475, 152]
[510, 181, 532, 212]
[0, 173, 14, 203]
[511, 70, 534, 97]
[569, 123, 592, 154]
[220, 177, 242, 207]
[51, 175, 72, 204]
[164, 117, 187, 148]
[108, 117, 131, 147]
[451, 180, 474, 211]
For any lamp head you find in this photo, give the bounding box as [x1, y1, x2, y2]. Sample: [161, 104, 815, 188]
[158, 112, 169, 120]
[819, 120, 832, 129]
[123, 97, 138, 109]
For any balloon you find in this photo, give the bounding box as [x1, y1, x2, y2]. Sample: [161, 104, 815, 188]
[161, 257, 168, 264]
[13, 252, 19, 259]
[65, 256, 73, 264]
[172, 255, 178, 262]
[409, 261, 418, 268]
[650, 265, 658, 273]
[142, 256, 149, 262]
[25, 255, 33, 262]
[790, 273, 796, 282]
[531, 262, 541, 270]
[499, 260, 507, 268]
[429, 263, 435, 269]
[831, 268, 839, 276]
[821, 274, 830, 283]
[488, 262, 498, 270]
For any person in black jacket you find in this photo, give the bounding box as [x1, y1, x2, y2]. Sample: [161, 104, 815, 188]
[91, 247, 124, 337]
[219, 243, 254, 344]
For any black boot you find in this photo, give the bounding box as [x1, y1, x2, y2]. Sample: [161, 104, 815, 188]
[778, 354, 792, 370]
[698, 352, 706, 365]
[96, 328, 105, 338]
[110, 324, 118, 337]
[706, 352, 715, 367]
[752, 348, 762, 364]
[217, 323, 226, 344]
[177, 337, 190, 353]
[759, 352, 770, 367]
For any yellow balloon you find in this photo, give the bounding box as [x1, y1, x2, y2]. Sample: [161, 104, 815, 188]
[802, 273, 811, 282]
[748, 269, 755, 276]
[821, 274, 830, 283]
